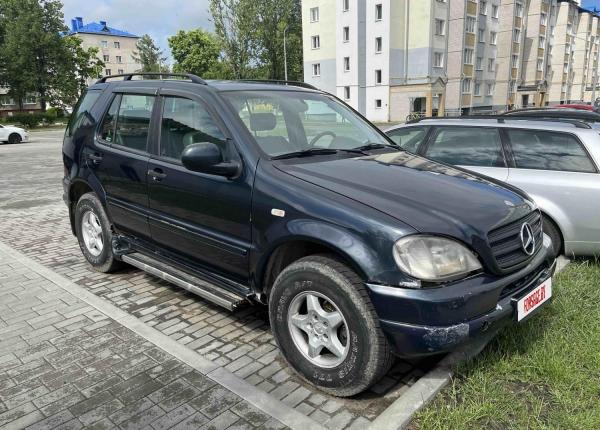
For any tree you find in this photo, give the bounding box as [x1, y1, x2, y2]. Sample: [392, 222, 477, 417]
[209, 0, 258, 79]
[168, 29, 232, 79]
[131, 34, 168, 73]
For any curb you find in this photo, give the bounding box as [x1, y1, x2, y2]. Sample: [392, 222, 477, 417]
[0, 241, 325, 430]
[369, 256, 571, 430]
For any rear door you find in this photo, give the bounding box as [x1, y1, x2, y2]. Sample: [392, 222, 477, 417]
[146, 88, 252, 282]
[422, 125, 509, 181]
[91, 89, 157, 238]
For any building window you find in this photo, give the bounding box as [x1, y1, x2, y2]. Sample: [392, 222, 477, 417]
[511, 54, 518, 68]
[539, 36, 546, 48]
[563, 63, 569, 73]
[105, 68, 111, 76]
[435, 19, 445, 36]
[515, 2, 523, 18]
[375, 69, 382, 84]
[100, 40, 108, 48]
[114, 41, 120, 49]
[474, 82, 481, 96]
[466, 16, 476, 33]
[488, 58, 495, 72]
[375, 37, 383, 53]
[480, 1, 487, 15]
[567, 24, 572, 35]
[514, 28, 521, 43]
[117, 69, 124, 74]
[478, 28, 485, 43]
[24, 94, 37, 104]
[434, 52, 444, 68]
[492, 4, 498, 18]
[310, 7, 319, 22]
[116, 56, 122, 63]
[487, 83, 495, 95]
[510, 81, 517, 93]
[344, 57, 350, 71]
[537, 59, 544, 71]
[343, 0, 349, 12]
[103, 54, 109, 62]
[464, 48, 474, 65]
[0, 96, 15, 106]
[375, 99, 382, 109]
[490, 31, 497, 45]
[541, 12, 547, 26]
[343, 26, 350, 42]
[344, 86, 350, 100]
[476, 56, 483, 70]
[462, 78, 472, 93]
[375, 4, 383, 21]
[312, 63, 321, 76]
[311, 35, 320, 49]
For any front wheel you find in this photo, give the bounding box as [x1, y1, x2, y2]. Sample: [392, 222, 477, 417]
[8, 133, 21, 144]
[269, 255, 394, 397]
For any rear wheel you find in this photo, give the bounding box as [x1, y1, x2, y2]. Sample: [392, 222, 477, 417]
[8, 133, 21, 144]
[269, 254, 394, 396]
[74, 192, 123, 273]
[542, 215, 562, 257]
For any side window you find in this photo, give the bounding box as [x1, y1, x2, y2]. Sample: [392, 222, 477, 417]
[506, 129, 596, 173]
[99, 94, 121, 143]
[66, 90, 100, 137]
[387, 126, 429, 153]
[236, 98, 291, 155]
[113, 94, 155, 151]
[160, 96, 227, 160]
[425, 126, 505, 167]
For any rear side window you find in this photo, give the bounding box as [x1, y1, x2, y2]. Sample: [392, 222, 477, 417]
[506, 129, 596, 173]
[66, 90, 100, 137]
[387, 126, 428, 153]
[425, 126, 505, 167]
[113, 94, 155, 152]
[99, 94, 120, 143]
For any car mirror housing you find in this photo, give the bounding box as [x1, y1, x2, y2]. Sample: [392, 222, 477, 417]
[181, 142, 240, 178]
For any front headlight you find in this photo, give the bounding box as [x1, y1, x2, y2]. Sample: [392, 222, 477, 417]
[393, 235, 482, 282]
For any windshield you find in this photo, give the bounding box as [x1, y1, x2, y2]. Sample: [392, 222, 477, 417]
[222, 90, 394, 157]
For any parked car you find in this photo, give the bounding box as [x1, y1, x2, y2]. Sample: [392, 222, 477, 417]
[556, 103, 596, 111]
[0, 124, 28, 144]
[64, 73, 556, 396]
[386, 117, 600, 257]
[502, 107, 600, 127]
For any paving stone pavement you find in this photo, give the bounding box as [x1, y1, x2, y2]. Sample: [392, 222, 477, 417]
[0, 244, 288, 430]
[0, 131, 436, 429]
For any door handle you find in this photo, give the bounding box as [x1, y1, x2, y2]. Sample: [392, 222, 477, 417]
[148, 168, 167, 181]
[87, 153, 103, 165]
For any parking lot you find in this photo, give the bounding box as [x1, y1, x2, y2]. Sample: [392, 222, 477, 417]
[0, 130, 435, 429]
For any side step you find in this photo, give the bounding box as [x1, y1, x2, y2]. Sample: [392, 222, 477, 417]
[121, 253, 248, 311]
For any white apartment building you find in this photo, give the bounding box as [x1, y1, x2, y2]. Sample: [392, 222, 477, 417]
[302, 0, 600, 122]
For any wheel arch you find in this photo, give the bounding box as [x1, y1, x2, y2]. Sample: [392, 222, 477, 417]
[67, 178, 107, 235]
[540, 210, 564, 254]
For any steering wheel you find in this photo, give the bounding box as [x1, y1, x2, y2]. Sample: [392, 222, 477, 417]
[309, 131, 337, 147]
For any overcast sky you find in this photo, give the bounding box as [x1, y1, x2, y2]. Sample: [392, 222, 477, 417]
[61, 0, 214, 63]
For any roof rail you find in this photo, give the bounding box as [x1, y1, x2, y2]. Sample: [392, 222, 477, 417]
[409, 115, 592, 129]
[96, 72, 207, 85]
[235, 79, 319, 90]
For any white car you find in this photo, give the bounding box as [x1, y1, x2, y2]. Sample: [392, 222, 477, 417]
[0, 124, 29, 144]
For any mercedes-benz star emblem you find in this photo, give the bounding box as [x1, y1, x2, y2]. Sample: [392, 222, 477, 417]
[520, 223, 536, 256]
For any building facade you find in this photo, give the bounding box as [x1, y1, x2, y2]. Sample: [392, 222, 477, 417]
[302, 0, 600, 122]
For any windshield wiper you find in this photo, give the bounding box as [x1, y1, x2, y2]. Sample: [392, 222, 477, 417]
[271, 148, 340, 160]
[353, 142, 398, 151]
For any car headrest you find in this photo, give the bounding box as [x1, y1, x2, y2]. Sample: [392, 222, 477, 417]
[250, 113, 276, 131]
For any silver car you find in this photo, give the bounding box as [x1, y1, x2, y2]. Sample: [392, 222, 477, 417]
[385, 118, 600, 257]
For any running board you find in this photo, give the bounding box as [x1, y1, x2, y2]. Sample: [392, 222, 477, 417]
[121, 253, 248, 311]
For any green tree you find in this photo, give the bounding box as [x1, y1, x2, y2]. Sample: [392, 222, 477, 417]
[132, 34, 168, 73]
[168, 29, 230, 79]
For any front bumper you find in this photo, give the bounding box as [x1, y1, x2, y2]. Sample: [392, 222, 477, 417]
[367, 235, 556, 357]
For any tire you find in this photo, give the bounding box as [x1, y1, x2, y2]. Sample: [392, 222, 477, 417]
[269, 254, 394, 397]
[8, 133, 21, 144]
[542, 215, 562, 258]
[74, 192, 123, 273]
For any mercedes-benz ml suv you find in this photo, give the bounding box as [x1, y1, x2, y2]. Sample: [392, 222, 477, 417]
[63, 73, 556, 396]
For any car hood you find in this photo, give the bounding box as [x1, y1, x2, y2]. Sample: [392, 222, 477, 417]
[3, 126, 24, 132]
[276, 151, 534, 240]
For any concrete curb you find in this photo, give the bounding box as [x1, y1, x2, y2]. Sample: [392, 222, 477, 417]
[369, 256, 571, 430]
[0, 241, 325, 430]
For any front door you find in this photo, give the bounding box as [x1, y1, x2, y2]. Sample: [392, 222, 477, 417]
[90, 91, 157, 238]
[147, 89, 252, 282]
[0, 125, 8, 141]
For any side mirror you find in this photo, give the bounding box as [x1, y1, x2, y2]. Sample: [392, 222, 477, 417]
[181, 142, 240, 178]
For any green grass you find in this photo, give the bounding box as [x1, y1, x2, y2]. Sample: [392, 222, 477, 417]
[411, 260, 600, 430]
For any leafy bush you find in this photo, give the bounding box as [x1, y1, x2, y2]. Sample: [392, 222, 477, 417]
[2, 111, 69, 128]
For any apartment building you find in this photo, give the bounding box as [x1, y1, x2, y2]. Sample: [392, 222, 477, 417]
[65, 17, 141, 84]
[302, 0, 600, 121]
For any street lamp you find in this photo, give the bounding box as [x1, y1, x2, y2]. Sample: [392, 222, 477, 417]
[284, 25, 289, 81]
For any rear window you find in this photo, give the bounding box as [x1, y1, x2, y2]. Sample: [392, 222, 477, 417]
[66, 90, 101, 137]
[506, 129, 596, 173]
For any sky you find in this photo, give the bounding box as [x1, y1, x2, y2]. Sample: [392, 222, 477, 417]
[61, 0, 214, 64]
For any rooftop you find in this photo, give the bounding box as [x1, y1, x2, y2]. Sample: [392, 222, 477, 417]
[65, 16, 139, 39]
